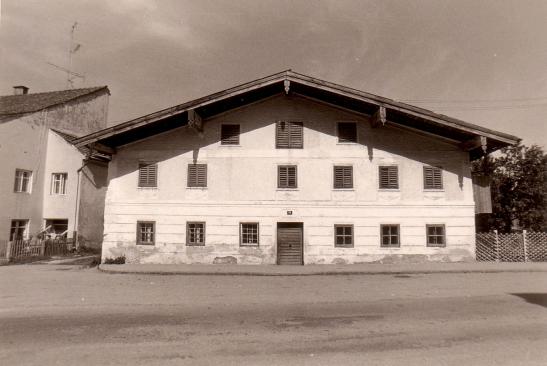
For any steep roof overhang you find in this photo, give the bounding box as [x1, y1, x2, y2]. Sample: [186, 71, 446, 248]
[74, 70, 520, 160]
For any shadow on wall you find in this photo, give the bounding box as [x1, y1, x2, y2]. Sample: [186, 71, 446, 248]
[511, 293, 547, 308]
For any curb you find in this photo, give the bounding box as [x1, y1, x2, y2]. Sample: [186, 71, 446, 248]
[97, 265, 547, 276]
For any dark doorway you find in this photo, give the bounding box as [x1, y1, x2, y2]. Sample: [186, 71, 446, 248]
[277, 223, 303, 265]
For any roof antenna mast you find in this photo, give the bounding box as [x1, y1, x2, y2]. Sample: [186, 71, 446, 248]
[46, 21, 85, 89]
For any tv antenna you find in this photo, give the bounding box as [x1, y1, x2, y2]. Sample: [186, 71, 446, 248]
[46, 22, 85, 88]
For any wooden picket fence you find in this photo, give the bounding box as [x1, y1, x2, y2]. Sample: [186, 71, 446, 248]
[476, 231, 547, 262]
[3, 237, 75, 261]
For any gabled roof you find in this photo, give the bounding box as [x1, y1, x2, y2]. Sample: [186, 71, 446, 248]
[0, 86, 109, 116]
[74, 70, 520, 159]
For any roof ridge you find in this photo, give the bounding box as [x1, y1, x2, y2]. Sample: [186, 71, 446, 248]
[0, 86, 107, 98]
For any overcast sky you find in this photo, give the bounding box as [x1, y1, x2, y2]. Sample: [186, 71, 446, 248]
[1, 0, 545, 147]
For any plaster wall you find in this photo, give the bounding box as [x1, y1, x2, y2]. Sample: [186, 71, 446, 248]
[102, 95, 476, 264]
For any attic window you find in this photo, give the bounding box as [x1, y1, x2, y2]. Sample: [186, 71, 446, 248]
[337, 122, 357, 143]
[276, 121, 303, 148]
[278, 165, 297, 188]
[221, 124, 240, 145]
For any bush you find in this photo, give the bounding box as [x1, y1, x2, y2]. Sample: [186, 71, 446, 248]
[103, 256, 126, 264]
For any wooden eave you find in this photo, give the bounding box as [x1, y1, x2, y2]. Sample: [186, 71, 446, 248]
[74, 70, 520, 159]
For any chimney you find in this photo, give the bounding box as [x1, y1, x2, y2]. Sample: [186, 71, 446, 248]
[13, 86, 29, 95]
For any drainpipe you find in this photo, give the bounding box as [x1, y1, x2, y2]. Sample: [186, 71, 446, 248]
[74, 158, 90, 250]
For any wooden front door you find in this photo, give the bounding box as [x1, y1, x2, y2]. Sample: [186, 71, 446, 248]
[277, 223, 303, 265]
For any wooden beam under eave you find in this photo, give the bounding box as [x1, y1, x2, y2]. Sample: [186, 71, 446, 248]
[188, 109, 203, 132]
[371, 106, 386, 128]
[90, 142, 115, 155]
[460, 136, 487, 152]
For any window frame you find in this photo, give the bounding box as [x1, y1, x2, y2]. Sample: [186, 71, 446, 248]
[423, 166, 443, 190]
[51, 172, 68, 195]
[9, 219, 29, 241]
[378, 165, 399, 190]
[334, 224, 354, 248]
[337, 122, 358, 144]
[136, 221, 155, 245]
[277, 165, 298, 189]
[240, 222, 259, 247]
[14, 169, 32, 193]
[220, 124, 241, 145]
[426, 224, 446, 247]
[380, 224, 400, 248]
[275, 121, 303, 149]
[187, 163, 208, 188]
[186, 221, 206, 246]
[333, 165, 353, 189]
[138, 162, 158, 188]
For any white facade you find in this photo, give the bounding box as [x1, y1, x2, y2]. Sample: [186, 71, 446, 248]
[102, 95, 476, 264]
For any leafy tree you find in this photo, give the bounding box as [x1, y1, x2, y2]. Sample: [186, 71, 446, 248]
[472, 143, 546, 232]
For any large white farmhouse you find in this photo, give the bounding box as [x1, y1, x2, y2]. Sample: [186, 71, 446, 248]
[75, 71, 519, 265]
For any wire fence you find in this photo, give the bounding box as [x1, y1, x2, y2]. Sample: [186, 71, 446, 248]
[476, 231, 547, 262]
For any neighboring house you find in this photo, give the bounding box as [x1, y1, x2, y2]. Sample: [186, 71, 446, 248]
[75, 71, 520, 265]
[0, 85, 110, 250]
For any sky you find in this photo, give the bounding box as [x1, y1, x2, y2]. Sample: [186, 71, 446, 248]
[1, 0, 546, 148]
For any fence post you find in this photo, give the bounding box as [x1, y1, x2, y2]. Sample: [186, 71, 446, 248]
[522, 230, 528, 262]
[40, 239, 46, 256]
[494, 230, 500, 262]
[6, 241, 12, 260]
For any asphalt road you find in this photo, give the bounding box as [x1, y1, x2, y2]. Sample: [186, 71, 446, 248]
[1, 264, 546, 365]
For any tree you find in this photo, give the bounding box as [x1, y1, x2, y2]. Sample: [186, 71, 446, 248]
[472, 143, 546, 232]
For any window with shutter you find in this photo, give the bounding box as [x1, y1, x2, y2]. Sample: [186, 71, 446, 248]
[187, 222, 205, 246]
[240, 223, 259, 246]
[337, 122, 357, 143]
[221, 124, 240, 145]
[334, 225, 354, 247]
[380, 224, 400, 247]
[187, 164, 207, 187]
[138, 163, 157, 188]
[426, 224, 446, 247]
[278, 165, 297, 188]
[379, 166, 398, 189]
[276, 121, 303, 148]
[333, 166, 353, 189]
[423, 166, 443, 190]
[137, 221, 155, 245]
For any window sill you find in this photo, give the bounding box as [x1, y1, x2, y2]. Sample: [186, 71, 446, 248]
[220, 144, 241, 147]
[186, 187, 208, 190]
[137, 243, 155, 246]
[380, 246, 401, 249]
[186, 244, 206, 247]
[137, 187, 158, 190]
[333, 188, 355, 191]
[277, 188, 299, 191]
[378, 189, 400, 192]
[336, 142, 358, 145]
[14, 191, 31, 194]
[51, 193, 67, 196]
[423, 189, 445, 193]
[240, 244, 259, 248]
[427, 245, 446, 248]
[334, 245, 354, 249]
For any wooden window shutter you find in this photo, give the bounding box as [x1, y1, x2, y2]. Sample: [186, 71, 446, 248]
[278, 165, 297, 188]
[221, 124, 240, 145]
[423, 166, 443, 189]
[187, 164, 207, 187]
[276, 121, 303, 148]
[138, 163, 157, 187]
[337, 122, 357, 143]
[379, 166, 398, 189]
[333, 166, 353, 189]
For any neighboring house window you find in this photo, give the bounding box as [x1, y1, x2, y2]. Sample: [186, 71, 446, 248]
[278, 165, 297, 188]
[426, 224, 446, 247]
[240, 223, 259, 246]
[187, 164, 207, 187]
[333, 166, 353, 189]
[423, 166, 443, 190]
[337, 122, 357, 143]
[51, 173, 67, 194]
[187, 222, 205, 246]
[379, 166, 398, 189]
[334, 225, 354, 248]
[221, 124, 240, 145]
[380, 224, 400, 247]
[10, 220, 29, 241]
[138, 162, 157, 188]
[276, 121, 303, 148]
[14, 169, 32, 193]
[136, 221, 155, 245]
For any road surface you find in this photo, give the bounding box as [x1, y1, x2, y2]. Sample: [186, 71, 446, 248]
[1, 264, 546, 365]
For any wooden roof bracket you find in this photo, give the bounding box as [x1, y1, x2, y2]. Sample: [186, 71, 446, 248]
[460, 135, 488, 153]
[90, 142, 115, 155]
[188, 108, 203, 133]
[371, 105, 387, 128]
[284, 79, 290, 95]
